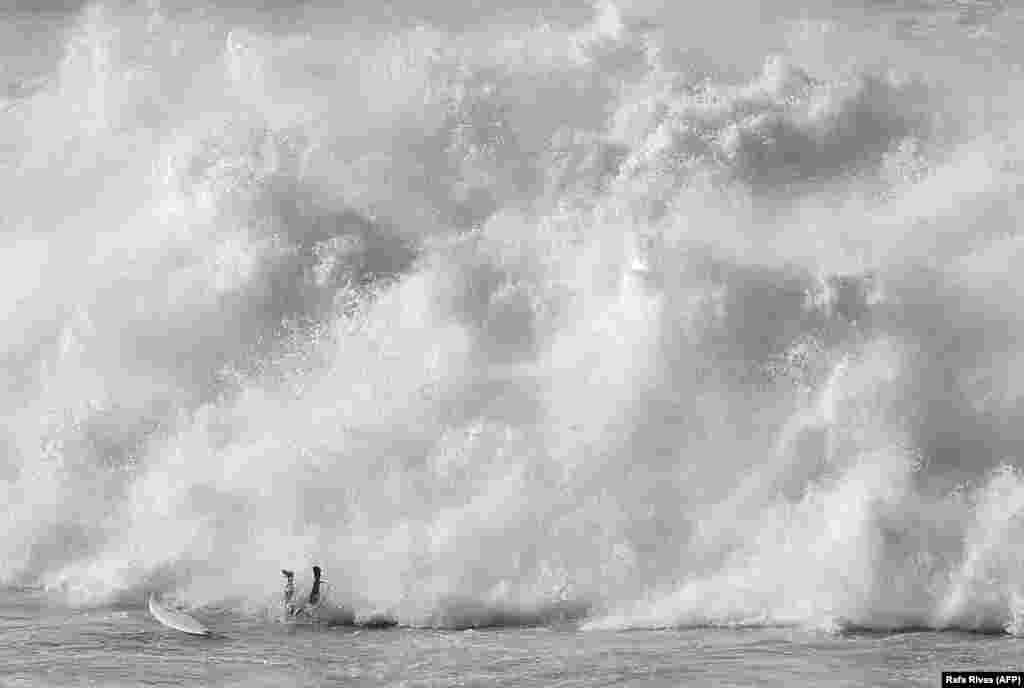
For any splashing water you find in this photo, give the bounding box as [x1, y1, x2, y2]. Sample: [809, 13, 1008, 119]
[4, 0, 1024, 633]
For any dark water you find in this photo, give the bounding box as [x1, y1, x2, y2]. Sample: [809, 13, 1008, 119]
[2, 589, 1021, 687]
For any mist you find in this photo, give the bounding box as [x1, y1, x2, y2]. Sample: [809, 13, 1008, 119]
[3, 0, 1024, 631]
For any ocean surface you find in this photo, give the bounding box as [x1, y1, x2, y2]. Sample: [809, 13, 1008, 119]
[4, 0, 1024, 685]
[4, 588, 1023, 688]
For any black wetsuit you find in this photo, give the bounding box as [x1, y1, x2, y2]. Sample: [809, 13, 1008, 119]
[308, 567, 322, 606]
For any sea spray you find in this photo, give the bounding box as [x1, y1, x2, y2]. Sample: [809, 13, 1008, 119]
[3, 0, 1024, 631]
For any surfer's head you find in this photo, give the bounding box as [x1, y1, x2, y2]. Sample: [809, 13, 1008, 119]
[281, 569, 294, 579]
[312, 566, 321, 579]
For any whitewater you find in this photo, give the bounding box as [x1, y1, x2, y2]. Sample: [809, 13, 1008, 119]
[2, 0, 1024, 684]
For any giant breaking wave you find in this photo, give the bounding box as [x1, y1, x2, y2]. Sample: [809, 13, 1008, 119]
[4, 0, 1024, 632]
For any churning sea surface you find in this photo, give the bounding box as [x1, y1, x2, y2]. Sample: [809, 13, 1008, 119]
[3, 588, 1023, 688]
[5, 0, 1024, 685]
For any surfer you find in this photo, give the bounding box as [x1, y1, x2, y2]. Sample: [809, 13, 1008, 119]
[279, 565, 325, 618]
[281, 569, 297, 616]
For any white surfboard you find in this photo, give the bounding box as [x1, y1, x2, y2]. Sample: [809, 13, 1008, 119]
[148, 593, 211, 636]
